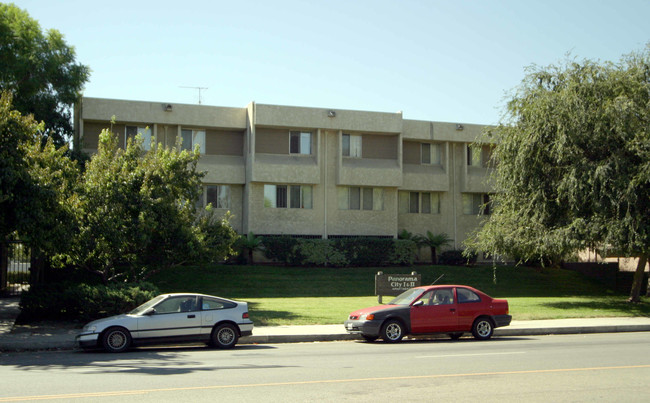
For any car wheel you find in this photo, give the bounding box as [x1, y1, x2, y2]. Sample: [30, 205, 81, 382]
[212, 323, 239, 349]
[448, 332, 463, 340]
[381, 320, 405, 343]
[472, 317, 494, 340]
[361, 334, 378, 342]
[102, 327, 132, 353]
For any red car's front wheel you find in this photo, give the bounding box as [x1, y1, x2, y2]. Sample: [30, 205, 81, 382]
[381, 320, 405, 343]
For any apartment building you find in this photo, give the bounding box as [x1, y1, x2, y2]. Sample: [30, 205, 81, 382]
[74, 98, 495, 259]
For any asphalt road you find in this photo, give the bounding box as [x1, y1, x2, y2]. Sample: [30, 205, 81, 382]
[1, 332, 649, 402]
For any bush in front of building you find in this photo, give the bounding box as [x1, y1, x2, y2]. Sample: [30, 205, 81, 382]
[18, 281, 159, 322]
[438, 250, 477, 266]
[260, 237, 416, 267]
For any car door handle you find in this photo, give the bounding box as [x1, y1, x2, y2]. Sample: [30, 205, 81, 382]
[187, 314, 196, 318]
[449, 309, 456, 312]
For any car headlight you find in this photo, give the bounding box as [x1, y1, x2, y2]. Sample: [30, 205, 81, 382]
[83, 325, 97, 333]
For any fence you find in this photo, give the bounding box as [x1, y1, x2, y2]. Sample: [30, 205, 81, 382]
[0, 241, 31, 297]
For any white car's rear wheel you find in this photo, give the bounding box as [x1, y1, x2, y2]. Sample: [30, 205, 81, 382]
[212, 323, 238, 349]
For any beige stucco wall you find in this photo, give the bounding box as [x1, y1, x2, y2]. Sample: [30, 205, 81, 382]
[76, 97, 498, 253]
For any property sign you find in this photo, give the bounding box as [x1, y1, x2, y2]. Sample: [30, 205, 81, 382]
[375, 272, 421, 297]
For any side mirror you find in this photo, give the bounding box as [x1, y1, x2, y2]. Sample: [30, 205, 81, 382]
[144, 308, 156, 316]
[412, 300, 424, 307]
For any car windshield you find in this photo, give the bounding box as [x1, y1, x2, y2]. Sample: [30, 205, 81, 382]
[129, 295, 166, 315]
[387, 288, 425, 305]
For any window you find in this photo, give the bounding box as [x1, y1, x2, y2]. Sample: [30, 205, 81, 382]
[154, 296, 198, 314]
[467, 144, 491, 167]
[126, 126, 152, 150]
[421, 143, 441, 165]
[421, 143, 431, 164]
[290, 131, 312, 155]
[201, 297, 236, 310]
[181, 129, 206, 153]
[204, 185, 230, 209]
[420, 289, 454, 305]
[457, 287, 481, 303]
[342, 133, 362, 157]
[399, 191, 440, 214]
[338, 187, 383, 210]
[264, 184, 312, 209]
[462, 193, 490, 215]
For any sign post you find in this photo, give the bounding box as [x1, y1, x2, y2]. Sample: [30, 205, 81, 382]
[375, 271, 421, 303]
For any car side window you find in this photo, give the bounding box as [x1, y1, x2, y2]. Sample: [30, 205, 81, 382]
[154, 296, 197, 314]
[421, 289, 454, 305]
[457, 288, 481, 303]
[201, 297, 236, 310]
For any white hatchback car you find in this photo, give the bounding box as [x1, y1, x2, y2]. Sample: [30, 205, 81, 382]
[76, 293, 254, 352]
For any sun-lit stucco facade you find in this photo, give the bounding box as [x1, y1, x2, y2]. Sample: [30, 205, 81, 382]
[75, 97, 496, 260]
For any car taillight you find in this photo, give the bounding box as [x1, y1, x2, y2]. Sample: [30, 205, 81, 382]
[242, 312, 249, 319]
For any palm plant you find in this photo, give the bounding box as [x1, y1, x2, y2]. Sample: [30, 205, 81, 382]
[236, 232, 263, 264]
[415, 231, 453, 264]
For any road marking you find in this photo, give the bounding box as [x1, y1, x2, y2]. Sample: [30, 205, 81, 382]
[1, 364, 649, 401]
[416, 351, 527, 358]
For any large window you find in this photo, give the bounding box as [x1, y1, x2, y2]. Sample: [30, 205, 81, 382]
[181, 129, 206, 153]
[264, 184, 312, 209]
[462, 193, 490, 215]
[342, 133, 362, 157]
[290, 131, 312, 155]
[467, 144, 492, 167]
[196, 185, 231, 209]
[126, 126, 152, 150]
[421, 143, 441, 165]
[399, 191, 440, 214]
[338, 187, 383, 210]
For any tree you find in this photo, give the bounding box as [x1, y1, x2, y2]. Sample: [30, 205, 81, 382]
[465, 46, 650, 302]
[62, 129, 238, 283]
[0, 4, 90, 146]
[0, 92, 78, 287]
[415, 231, 452, 264]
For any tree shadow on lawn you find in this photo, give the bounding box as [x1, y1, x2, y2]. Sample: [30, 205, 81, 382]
[541, 300, 650, 316]
[246, 302, 303, 326]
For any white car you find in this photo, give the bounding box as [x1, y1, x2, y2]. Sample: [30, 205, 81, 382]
[76, 293, 254, 352]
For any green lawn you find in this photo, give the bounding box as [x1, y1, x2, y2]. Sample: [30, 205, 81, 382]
[149, 264, 650, 326]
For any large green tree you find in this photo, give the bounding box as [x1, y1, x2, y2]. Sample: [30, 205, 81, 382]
[0, 3, 90, 146]
[61, 129, 237, 283]
[465, 46, 650, 302]
[0, 92, 77, 249]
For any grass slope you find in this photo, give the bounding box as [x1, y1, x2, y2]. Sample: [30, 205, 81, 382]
[149, 265, 649, 326]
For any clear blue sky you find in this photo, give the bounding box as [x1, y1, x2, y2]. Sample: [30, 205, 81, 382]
[13, 0, 650, 125]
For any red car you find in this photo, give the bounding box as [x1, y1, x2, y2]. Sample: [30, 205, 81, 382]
[344, 285, 511, 342]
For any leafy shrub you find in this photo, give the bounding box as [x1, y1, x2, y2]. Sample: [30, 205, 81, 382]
[295, 239, 349, 267]
[261, 236, 302, 265]
[261, 237, 417, 267]
[439, 250, 477, 266]
[18, 282, 159, 322]
[389, 240, 417, 266]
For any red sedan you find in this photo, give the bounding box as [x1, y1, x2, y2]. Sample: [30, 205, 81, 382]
[344, 285, 511, 342]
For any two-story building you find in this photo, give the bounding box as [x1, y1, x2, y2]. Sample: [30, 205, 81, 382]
[74, 98, 494, 260]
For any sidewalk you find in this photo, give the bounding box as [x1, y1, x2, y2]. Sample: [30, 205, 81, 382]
[1, 297, 650, 352]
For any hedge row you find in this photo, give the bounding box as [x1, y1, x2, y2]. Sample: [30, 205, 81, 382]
[261, 237, 417, 267]
[18, 281, 160, 322]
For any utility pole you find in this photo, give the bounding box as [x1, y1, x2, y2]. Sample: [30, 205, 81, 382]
[180, 86, 208, 104]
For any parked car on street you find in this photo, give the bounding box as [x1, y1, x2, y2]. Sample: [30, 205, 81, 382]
[76, 293, 253, 352]
[344, 285, 511, 342]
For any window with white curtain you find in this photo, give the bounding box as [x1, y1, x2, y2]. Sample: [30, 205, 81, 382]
[342, 133, 362, 157]
[126, 126, 152, 150]
[181, 129, 206, 154]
